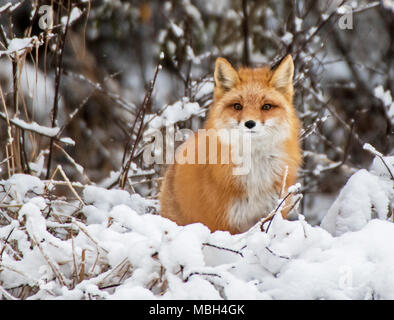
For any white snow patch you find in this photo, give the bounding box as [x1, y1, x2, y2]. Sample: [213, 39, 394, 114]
[1, 165, 394, 299]
[321, 157, 393, 236]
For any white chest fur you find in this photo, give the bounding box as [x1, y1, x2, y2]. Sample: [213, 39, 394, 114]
[227, 147, 286, 233]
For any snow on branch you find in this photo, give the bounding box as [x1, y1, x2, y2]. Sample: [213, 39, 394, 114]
[0, 112, 74, 145]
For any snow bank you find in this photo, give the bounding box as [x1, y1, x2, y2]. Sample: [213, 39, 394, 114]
[321, 156, 393, 236]
[0, 159, 394, 300]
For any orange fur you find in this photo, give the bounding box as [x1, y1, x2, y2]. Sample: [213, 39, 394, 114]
[160, 55, 302, 234]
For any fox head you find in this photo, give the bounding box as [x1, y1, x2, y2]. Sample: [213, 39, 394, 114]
[206, 55, 299, 146]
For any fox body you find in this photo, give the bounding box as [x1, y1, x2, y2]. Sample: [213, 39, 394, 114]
[160, 55, 301, 234]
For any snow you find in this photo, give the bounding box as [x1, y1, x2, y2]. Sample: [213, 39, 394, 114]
[295, 17, 303, 32]
[169, 21, 184, 38]
[321, 162, 393, 236]
[2, 114, 60, 137]
[1, 156, 394, 300]
[383, 0, 394, 12]
[61, 7, 83, 28]
[0, 59, 66, 127]
[287, 183, 301, 194]
[0, 37, 41, 58]
[59, 137, 75, 146]
[281, 32, 294, 45]
[0, 3, 12, 14]
[0, 112, 73, 146]
[374, 86, 394, 124]
[363, 143, 383, 157]
[147, 99, 204, 129]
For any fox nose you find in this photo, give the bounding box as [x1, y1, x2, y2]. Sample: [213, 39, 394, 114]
[244, 120, 256, 129]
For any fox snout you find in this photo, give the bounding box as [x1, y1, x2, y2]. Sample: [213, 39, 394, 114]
[244, 120, 256, 129]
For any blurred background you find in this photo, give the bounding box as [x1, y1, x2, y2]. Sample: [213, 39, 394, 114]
[0, 0, 393, 224]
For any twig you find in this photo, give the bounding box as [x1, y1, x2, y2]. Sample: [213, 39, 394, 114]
[0, 156, 12, 167]
[340, 118, 355, 167]
[265, 246, 290, 260]
[293, 0, 346, 65]
[0, 285, 19, 300]
[53, 143, 91, 184]
[46, 0, 72, 179]
[64, 71, 136, 115]
[241, 0, 250, 66]
[42, 179, 85, 189]
[0, 263, 38, 285]
[0, 227, 14, 261]
[72, 220, 108, 254]
[78, 249, 86, 284]
[31, 234, 67, 287]
[0, 204, 23, 208]
[100, 257, 129, 285]
[48, 165, 85, 206]
[363, 143, 394, 181]
[184, 271, 222, 283]
[0, 86, 14, 177]
[56, 89, 94, 138]
[202, 242, 244, 257]
[70, 228, 78, 286]
[262, 185, 301, 234]
[119, 61, 162, 189]
[0, 112, 74, 145]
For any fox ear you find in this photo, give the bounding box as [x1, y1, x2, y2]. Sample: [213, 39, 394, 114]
[214, 58, 240, 92]
[270, 55, 294, 99]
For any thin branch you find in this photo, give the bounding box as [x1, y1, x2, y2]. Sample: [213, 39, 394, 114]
[184, 271, 222, 283]
[0, 285, 19, 300]
[265, 246, 290, 260]
[119, 61, 162, 189]
[202, 242, 244, 258]
[46, 0, 72, 179]
[241, 0, 250, 66]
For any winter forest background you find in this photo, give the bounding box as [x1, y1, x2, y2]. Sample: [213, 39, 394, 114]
[0, 0, 393, 300]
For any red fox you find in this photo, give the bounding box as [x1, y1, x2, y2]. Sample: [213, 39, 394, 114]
[160, 55, 302, 234]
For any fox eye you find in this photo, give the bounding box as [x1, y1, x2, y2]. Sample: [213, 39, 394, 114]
[262, 104, 272, 111]
[233, 103, 243, 111]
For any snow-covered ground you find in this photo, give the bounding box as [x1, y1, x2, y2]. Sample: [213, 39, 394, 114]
[0, 156, 393, 300]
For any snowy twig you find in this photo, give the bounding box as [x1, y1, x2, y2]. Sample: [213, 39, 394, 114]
[72, 220, 108, 254]
[0, 1, 23, 15]
[0, 285, 19, 300]
[0, 227, 14, 261]
[0, 263, 38, 285]
[0, 112, 74, 145]
[53, 143, 91, 184]
[98, 257, 131, 288]
[352, 1, 380, 13]
[184, 271, 222, 283]
[48, 165, 85, 206]
[202, 242, 244, 258]
[43, 180, 85, 189]
[120, 57, 162, 189]
[0, 86, 14, 177]
[64, 71, 136, 115]
[261, 184, 302, 233]
[241, 0, 250, 66]
[46, 0, 72, 179]
[363, 143, 394, 180]
[265, 246, 290, 260]
[31, 234, 67, 287]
